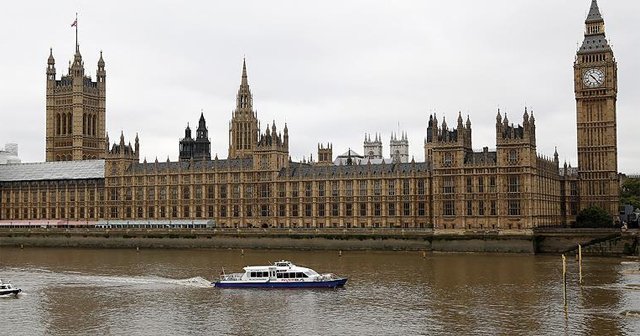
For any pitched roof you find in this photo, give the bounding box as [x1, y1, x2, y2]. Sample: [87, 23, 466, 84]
[586, 0, 604, 23]
[128, 158, 253, 174]
[280, 161, 430, 179]
[0, 160, 105, 182]
[579, 34, 610, 53]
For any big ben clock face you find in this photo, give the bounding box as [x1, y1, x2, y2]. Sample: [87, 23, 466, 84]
[583, 68, 605, 88]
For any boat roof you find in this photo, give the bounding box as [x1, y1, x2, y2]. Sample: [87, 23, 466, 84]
[242, 260, 316, 273]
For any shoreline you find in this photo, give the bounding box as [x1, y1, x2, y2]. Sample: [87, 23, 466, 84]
[1, 228, 637, 255]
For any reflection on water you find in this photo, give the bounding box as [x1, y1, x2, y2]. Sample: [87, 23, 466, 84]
[1, 248, 640, 335]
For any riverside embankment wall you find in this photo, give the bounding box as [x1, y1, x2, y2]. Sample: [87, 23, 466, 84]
[0, 228, 638, 255]
[0, 228, 635, 254]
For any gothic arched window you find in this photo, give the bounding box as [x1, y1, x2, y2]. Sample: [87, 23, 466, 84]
[508, 149, 519, 165]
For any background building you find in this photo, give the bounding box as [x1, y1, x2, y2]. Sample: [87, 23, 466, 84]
[179, 113, 212, 162]
[0, 144, 21, 164]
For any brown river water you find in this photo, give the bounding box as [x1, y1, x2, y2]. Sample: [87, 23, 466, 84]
[1, 248, 639, 335]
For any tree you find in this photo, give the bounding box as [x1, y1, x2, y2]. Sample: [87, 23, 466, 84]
[621, 178, 640, 210]
[575, 206, 613, 228]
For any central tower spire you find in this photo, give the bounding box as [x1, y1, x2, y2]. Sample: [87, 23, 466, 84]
[228, 58, 259, 159]
[237, 58, 253, 110]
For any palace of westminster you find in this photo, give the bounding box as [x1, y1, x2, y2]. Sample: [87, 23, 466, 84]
[0, 1, 621, 231]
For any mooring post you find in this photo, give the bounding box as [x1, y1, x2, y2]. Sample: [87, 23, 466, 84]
[578, 244, 583, 285]
[562, 254, 567, 307]
[339, 250, 342, 257]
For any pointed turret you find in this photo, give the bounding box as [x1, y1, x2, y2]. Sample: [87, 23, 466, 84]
[196, 112, 208, 140]
[47, 48, 56, 81]
[579, 0, 610, 53]
[69, 14, 84, 78]
[586, 0, 603, 23]
[530, 111, 535, 126]
[283, 123, 289, 147]
[97, 51, 106, 84]
[48, 48, 55, 64]
[199, 111, 206, 127]
[185, 123, 192, 139]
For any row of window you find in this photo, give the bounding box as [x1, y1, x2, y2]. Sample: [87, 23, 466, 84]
[443, 176, 520, 194]
[443, 200, 521, 216]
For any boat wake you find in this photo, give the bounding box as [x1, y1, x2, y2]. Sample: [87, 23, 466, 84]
[0, 268, 212, 290]
[65, 274, 213, 289]
[165, 277, 212, 288]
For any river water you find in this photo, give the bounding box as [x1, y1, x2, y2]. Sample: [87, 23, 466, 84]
[1, 248, 639, 335]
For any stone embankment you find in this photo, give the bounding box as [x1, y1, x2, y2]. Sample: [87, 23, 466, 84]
[0, 227, 636, 255]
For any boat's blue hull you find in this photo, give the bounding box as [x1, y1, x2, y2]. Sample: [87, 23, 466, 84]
[214, 278, 347, 289]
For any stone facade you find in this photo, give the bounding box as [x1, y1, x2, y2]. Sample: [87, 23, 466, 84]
[45, 32, 106, 162]
[574, 0, 619, 216]
[0, 1, 619, 230]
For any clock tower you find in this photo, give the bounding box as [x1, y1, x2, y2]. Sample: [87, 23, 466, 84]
[574, 0, 619, 216]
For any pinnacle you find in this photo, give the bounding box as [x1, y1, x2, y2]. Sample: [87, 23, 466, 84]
[586, 0, 604, 23]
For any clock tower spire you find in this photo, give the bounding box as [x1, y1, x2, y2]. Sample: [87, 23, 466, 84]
[574, 0, 618, 217]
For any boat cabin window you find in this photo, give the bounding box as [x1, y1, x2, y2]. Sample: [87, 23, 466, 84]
[249, 271, 269, 278]
[276, 272, 309, 279]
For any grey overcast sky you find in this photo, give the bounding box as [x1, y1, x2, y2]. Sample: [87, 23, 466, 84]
[1, 0, 638, 172]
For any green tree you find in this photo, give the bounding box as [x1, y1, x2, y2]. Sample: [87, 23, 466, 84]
[575, 206, 613, 228]
[621, 178, 640, 210]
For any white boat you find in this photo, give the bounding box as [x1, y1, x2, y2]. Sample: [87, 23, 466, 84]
[214, 260, 348, 288]
[0, 280, 21, 297]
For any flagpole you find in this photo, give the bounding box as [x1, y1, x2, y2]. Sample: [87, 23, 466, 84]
[75, 12, 78, 53]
